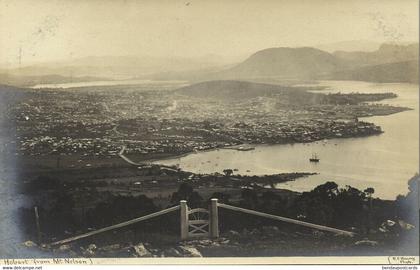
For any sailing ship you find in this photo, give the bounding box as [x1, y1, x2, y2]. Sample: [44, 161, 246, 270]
[309, 153, 320, 162]
[237, 146, 255, 151]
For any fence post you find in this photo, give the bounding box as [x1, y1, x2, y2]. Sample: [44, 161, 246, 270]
[180, 200, 188, 240]
[34, 206, 42, 245]
[210, 198, 219, 238]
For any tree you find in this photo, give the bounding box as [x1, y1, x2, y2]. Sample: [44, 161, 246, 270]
[260, 191, 283, 214]
[313, 181, 339, 199]
[396, 174, 419, 224]
[364, 187, 375, 196]
[291, 191, 334, 225]
[333, 185, 366, 228]
[209, 192, 231, 204]
[170, 183, 203, 208]
[240, 188, 259, 209]
[364, 187, 375, 235]
[87, 195, 157, 227]
[290, 182, 369, 228]
[223, 169, 233, 177]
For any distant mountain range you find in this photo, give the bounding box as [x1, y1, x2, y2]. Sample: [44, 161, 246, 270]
[0, 43, 418, 86]
[210, 43, 418, 83]
[330, 60, 418, 83]
[333, 43, 419, 67]
[0, 55, 234, 86]
[0, 73, 108, 87]
[314, 40, 382, 53]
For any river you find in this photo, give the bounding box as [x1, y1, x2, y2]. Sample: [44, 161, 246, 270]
[30, 79, 187, 89]
[154, 81, 419, 200]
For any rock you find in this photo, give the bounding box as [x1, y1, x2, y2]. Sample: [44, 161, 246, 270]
[164, 247, 182, 257]
[398, 220, 415, 231]
[312, 230, 325, 238]
[379, 219, 400, 234]
[133, 243, 152, 257]
[250, 228, 260, 235]
[220, 239, 230, 245]
[197, 239, 212, 246]
[115, 246, 137, 258]
[81, 244, 97, 257]
[354, 240, 379, 247]
[82, 249, 95, 257]
[379, 227, 389, 233]
[386, 220, 396, 226]
[242, 228, 250, 235]
[227, 230, 240, 237]
[22, 241, 37, 247]
[261, 226, 280, 236]
[100, 244, 121, 252]
[262, 226, 280, 235]
[178, 245, 202, 257]
[69, 250, 78, 257]
[58, 245, 71, 252]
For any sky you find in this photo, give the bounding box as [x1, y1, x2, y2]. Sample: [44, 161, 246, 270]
[0, 0, 418, 67]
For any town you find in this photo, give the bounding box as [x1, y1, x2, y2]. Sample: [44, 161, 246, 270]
[4, 84, 407, 171]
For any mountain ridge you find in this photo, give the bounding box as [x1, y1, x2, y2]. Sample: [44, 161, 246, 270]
[208, 43, 418, 83]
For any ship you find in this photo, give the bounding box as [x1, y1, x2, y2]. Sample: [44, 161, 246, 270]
[309, 153, 320, 162]
[237, 146, 255, 151]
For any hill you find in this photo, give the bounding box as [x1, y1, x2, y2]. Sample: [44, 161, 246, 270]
[3, 43, 417, 85]
[176, 80, 301, 99]
[333, 43, 419, 67]
[218, 47, 344, 80]
[205, 43, 418, 83]
[3, 55, 232, 81]
[315, 40, 382, 53]
[330, 61, 419, 83]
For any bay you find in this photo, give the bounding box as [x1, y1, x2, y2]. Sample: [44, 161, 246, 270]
[155, 81, 419, 200]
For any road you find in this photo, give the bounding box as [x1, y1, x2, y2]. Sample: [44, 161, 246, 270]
[118, 146, 179, 172]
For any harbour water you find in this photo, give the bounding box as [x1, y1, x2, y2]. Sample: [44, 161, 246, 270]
[30, 79, 187, 89]
[155, 81, 419, 200]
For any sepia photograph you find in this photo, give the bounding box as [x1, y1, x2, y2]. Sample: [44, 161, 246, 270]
[0, 0, 419, 266]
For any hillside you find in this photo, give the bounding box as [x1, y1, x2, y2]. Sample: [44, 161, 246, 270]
[2, 44, 418, 85]
[333, 43, 419, 67]
[205, 44, 419, 83]
[176, 80, 301, 99]
[3, 55, 231, 81]
[315, 40, 382, 53]
[218, 47, 344, 80]
[0, 73, 107, 87]
[330, 61, 419, 83]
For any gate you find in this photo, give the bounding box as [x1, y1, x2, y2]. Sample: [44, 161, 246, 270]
[187, 208, 210, 238]
[49, 198, 354, 247]
[180, 199, 219, 240]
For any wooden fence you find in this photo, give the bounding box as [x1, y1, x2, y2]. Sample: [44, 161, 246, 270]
[48, 198, 355, 246]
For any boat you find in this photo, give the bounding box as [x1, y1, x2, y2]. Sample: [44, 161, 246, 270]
[309, 153, 320, 162]
[237, 146, 255, 151]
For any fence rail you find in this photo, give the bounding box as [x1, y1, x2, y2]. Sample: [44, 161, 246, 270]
[50, 205, 180, 246]
[218, 203, 355, 236]
[47, 199, 355, 247]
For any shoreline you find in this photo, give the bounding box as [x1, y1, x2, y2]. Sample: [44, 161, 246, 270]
[143, 102, 413, 167]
